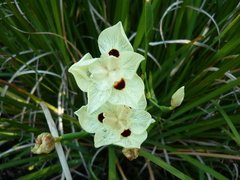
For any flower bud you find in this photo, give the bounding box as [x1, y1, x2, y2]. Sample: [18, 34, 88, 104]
[31, 133, 55, 154]
[122, 148, 140, 161]
[171, 86, 185, 109]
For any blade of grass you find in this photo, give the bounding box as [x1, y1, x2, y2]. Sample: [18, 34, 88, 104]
[140, 149, 192, 180]
[0, 79, 78, 125]
[213, 101, 240, 145]
[17, 160, 82, 180]
[179, 155, 228, 180]
[146, 141, 229, 180]
[0, 155, 52, 171]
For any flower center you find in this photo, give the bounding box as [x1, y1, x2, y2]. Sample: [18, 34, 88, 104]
[98, 113, 104, 123]
[121, 129, 131, 137]
[108, 49, 120, 57]
[113, 78, 125, 90]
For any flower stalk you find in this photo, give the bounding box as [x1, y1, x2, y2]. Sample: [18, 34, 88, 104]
[55, 131, 88, 142]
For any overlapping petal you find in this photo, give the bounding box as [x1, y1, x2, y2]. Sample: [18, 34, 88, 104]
[137, 94, 147, 109]
[88, 55, 121, 90]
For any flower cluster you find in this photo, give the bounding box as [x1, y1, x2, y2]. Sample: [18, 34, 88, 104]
[69, 22, 155, 148]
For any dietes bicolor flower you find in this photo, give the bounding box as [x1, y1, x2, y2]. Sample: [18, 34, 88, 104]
[69, 22, 146, 112]
[75, 103, 155, 148]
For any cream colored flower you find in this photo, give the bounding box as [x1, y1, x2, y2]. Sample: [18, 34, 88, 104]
[69, 22, 146, 113]
[75, 103, 155, 148]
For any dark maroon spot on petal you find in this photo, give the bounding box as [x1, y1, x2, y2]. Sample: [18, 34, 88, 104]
[121, 129, 131, 137]
[113, 78, 125, 90]
[108, 49, 120, 57]
[98, 113, 104, 123]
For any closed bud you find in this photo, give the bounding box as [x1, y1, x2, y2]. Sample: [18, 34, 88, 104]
[171, 86, 185, 109]
[122, 148, 140, 161]
[31, 133, 55, 154]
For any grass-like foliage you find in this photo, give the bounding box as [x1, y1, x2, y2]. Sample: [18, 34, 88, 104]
[1, 0, 240, 179]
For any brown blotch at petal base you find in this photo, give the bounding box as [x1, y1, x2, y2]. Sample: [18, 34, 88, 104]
[113, 78, 125, 90]
[108, 49, 120, 57]
[98, 113, 104, 123]
[121, 129, 131, 137]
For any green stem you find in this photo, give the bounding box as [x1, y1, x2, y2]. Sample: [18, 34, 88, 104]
[108, 146, 117, 180]
[55, 131, 88, 142]
[148, 98, 172, 112]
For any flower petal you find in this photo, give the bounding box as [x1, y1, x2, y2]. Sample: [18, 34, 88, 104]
[94, 127, 120, 148]
[136, 94, 147, 109]
[114, 131, 148, 148]
[109, 75, 145, 108]
[98, 22, 133, 55]
[87, 83, 112, 113]
[68, 53, 97, 92]
[119, 51, 145, 79]
[129, 110, 155, 134]
[75, 105, 102, 133]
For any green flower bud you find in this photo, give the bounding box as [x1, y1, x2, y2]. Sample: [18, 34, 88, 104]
[171, 86, 185, 109]
[31, 133, 55, 154]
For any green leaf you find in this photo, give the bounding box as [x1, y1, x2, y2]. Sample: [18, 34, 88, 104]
[213, 101, 240, 145]
[140, 149, 192, 180]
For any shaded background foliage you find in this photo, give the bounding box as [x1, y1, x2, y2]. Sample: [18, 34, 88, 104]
[0, 0, 240, 179]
